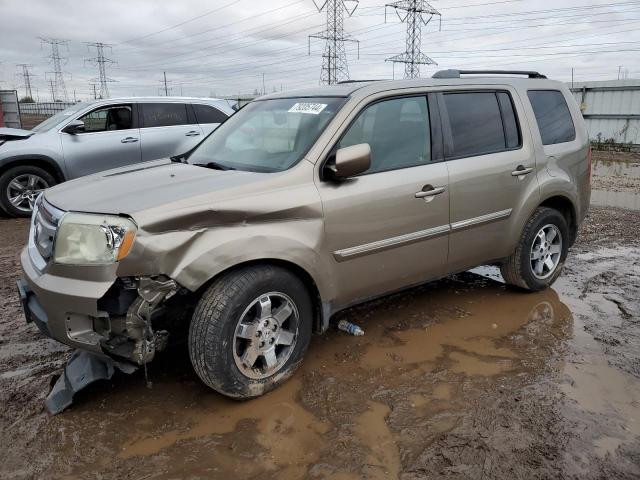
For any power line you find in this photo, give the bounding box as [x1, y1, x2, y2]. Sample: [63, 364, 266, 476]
[385, 0, 442, 78]
[119, 1, 640, 75]
[308, 0, 360, 84]
[141, 17, 640, 91]
[40, 37, 69, 102]
[121, 10, 321, 70]
[85, 42, 116, 99]
[118, 0, 308, 53]
[121, 0, 244, 44]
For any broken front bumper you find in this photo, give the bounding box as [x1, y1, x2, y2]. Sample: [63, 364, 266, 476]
[19, 246, 184, 414]
[19, 247, 179, 364]
[19, 247, 115, 355]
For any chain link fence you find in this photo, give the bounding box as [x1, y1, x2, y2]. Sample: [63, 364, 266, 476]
[18, 102, 78, 130]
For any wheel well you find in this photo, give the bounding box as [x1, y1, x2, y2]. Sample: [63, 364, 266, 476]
[196, 259, 325, 333]
[0, 157, 65, 183]
[539, 196, 577, 245]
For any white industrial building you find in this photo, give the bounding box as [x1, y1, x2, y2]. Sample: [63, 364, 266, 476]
[569, 79, 640, 146]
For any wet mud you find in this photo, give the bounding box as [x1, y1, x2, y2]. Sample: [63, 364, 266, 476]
[591, 150, 640, 210]
[1, 153, 639, 479]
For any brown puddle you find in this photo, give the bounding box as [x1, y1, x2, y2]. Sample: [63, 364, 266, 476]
[110, 278, 573, 478]
[358, 287, 544, 371]
[119, 376, 331, 478]
[354, 401, 401, 479]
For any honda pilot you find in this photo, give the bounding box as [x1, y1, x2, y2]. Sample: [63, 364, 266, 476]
[17, 70, 590, 410]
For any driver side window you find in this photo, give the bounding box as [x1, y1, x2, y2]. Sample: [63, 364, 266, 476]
[339, 96, 431, 174]
[78, 105, 133, 133]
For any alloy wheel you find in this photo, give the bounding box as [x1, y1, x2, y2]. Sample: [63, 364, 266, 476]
[6, 174, 49, 213]
[233, 292, 299, 380]
[530, 224, 563, 280]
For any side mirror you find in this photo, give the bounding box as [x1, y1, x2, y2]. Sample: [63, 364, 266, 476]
[331, 143, 371, 179]
[62, 120, 85, 134]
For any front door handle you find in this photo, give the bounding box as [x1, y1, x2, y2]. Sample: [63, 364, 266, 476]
[511, 165, 533, 176]
[121, 137, 139, 143]
[185, 130, 201, 137]
[415, 185, 446, 199]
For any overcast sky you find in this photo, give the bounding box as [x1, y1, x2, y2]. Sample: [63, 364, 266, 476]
[1, 0, 639, 101]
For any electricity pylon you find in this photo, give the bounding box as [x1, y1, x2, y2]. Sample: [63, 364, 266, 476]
[385, 0, 441, 79]
[40, 37, 70, 102]
[85, 42, 116, 99]
[16, 64, 35, 100]
[308, 0, 359, 85]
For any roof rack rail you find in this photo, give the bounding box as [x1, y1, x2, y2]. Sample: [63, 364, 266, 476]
[336, 79, 385, 84]
[432, 69, 546, 79]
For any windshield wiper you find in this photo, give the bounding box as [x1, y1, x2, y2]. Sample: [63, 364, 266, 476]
[194, 161, 236, 171]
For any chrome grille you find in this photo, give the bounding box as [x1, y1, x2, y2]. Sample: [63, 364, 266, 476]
[29, 197, 65, 269]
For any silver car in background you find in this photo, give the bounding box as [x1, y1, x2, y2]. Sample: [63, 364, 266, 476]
[0, 97, 233, 217]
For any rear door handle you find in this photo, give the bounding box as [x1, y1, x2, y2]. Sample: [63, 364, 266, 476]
[121, 137, 139, 143]
[415, 186, 446, 198]
[511, 165, 533, 176]
[185, 130, 201, 137]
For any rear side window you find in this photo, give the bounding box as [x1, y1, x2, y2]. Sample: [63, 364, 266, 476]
[339, 96, 431, 174]
[443, 91, 520, 159]
[527, 90, 576, 145]
[193, 104, 228, 124]
[140, 103, 188, 128]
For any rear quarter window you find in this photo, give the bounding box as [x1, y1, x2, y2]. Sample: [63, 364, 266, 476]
[193, 104, 228, 124]
[527, 90, 576, 145]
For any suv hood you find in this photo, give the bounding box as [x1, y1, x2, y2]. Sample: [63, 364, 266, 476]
[44, 159, 268, 219]
[0, 127, 35, 145]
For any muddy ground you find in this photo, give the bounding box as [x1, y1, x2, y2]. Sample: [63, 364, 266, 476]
[0, 152, 639, 479]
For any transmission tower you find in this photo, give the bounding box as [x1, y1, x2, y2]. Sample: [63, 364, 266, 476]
[40, 37, 70, 102]
[308, 0, 359, 85]
[85, 42, 116, 99]
[385, 0, 441, 79]
[16, 64, 35, 100]
[48, 79, 56, 102]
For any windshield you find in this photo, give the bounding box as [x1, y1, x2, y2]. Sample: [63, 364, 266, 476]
[31, 102, 90, 133]
[188, 97, 346, 172]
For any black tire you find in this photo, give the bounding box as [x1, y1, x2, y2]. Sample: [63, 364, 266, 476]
[500, 207, 569, 292]
[0, 165, 56, 218]
[188, 265, 313, 399]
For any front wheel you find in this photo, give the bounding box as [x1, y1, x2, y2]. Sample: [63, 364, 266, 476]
[500, 207, 569, 291]
[0, 165, 56, 217]
[188, 265, 313, 398]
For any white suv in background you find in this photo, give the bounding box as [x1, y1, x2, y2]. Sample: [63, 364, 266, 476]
[0, 97, 233, 217]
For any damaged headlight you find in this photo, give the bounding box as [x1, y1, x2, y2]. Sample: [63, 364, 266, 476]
[54, 213, 137, 265]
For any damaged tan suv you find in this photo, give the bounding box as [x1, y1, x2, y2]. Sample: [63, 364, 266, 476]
[18, 70, 590, 412]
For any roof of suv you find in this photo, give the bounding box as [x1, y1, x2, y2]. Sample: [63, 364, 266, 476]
[92, 96, 227, 103]
[260, 75, 566, 101]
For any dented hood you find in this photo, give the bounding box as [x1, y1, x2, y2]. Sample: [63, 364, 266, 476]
[44, 158, 268, 217]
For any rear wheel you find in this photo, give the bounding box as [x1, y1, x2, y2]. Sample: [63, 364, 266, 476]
[500, 207, 569, 291]
[188, 265, 313, 398]
[0, 165, 55, 217]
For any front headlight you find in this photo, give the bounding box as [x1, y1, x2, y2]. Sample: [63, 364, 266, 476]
[54, 213, 137, 265]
